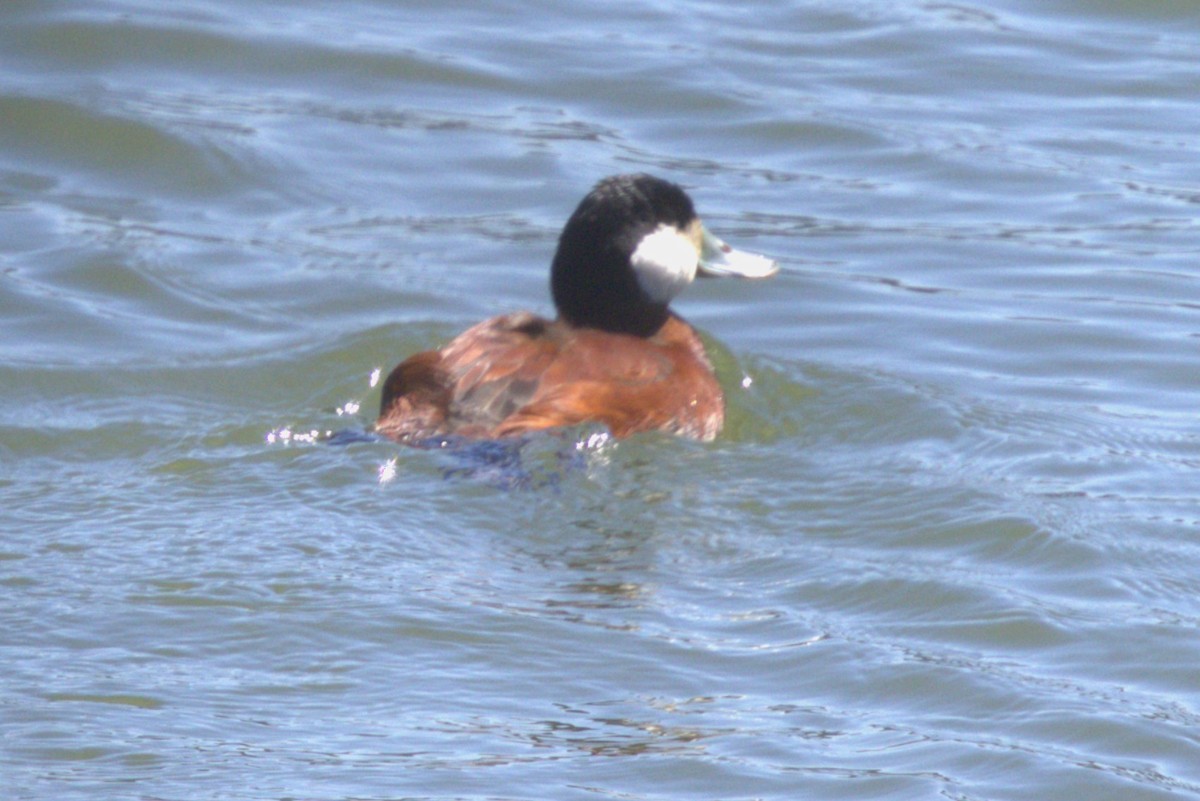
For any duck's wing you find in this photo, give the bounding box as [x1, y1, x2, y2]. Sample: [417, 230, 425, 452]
[376, 312, 559, 440]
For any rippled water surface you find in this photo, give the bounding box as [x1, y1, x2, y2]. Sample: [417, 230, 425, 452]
[3, 1, 1200, 799]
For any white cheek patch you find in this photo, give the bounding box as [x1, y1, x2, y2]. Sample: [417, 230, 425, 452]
[630, 224, 699, 304]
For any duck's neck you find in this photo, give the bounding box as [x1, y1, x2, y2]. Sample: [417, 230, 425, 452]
[557, 300, 669, 338]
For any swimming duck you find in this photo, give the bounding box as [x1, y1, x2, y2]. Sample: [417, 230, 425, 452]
[376, 173, 777, 443]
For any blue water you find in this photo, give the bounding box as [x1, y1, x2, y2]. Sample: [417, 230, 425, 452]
[3, 1, 1200, 799]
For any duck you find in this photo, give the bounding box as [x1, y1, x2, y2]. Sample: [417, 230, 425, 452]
[375, 173, 777, 444]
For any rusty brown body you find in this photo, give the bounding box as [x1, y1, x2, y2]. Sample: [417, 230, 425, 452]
[375, 312, 723, 442]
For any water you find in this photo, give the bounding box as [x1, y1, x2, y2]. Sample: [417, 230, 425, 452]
[3, 1, 1200, 799]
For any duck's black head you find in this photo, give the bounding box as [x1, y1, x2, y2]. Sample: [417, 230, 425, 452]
[550, 174, 778, 337]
